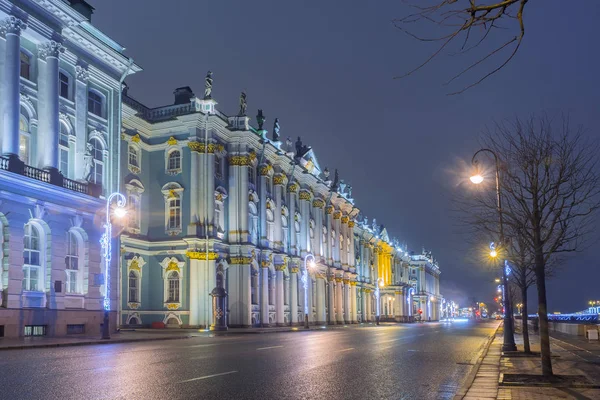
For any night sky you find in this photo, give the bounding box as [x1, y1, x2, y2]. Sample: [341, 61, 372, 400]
[92, 0, 600, 313]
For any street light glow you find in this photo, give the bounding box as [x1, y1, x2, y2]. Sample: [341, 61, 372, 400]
[490, 249, 497, 258]
[469, 174, 484, 184]
[114, 206, 127, 218]
[308, 260, 316, 269]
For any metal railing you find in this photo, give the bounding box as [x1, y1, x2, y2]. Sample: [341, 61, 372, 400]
[0, 156, 99, 198]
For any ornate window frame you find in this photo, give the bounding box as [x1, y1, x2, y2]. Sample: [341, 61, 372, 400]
[161, 183, 184, 236]
[126, 256, 145, 309]
[161, 257, 185, 310]
[165, 147, 182, 176]
[125, 179, 145, 235]
[127, 143, 141, 174]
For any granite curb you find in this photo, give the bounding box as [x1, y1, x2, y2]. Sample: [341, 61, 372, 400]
[453, 322, 502, 400]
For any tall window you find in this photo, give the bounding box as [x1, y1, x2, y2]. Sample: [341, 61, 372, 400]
[268, 270, 274, 306]
[59, 123, 69, 177]
[251, 271, 258, 305]
[128, 193, 140, 232]
[90, 139, 104, 187]
[23, 223, 41, 291]
[128, 145, 139, 171]
[65, 231, 79, 293]
[266, 209, 274, 244]
[20, 51, 30, 80]
[88, 90, 103, 117]
[248, 166, 255, 185]
[168, 196, 181, 231]
[59, 72, 69, 99]
[19, 111, 30, 165]
[167, 271, 180, 302]
[167, 150, 181, 172]
[128, 271, 139, 303]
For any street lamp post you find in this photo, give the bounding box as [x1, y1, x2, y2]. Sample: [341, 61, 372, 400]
[302, 253, 316, 329]
[375, 277, 384, 325]
[470, 148, 517, 352]
[100, 192, 127, 340]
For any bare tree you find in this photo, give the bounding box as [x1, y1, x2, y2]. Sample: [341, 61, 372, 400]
[484, 115, 600, 376]
[394, 0, 529, 94]
[506, 226, 536, 354]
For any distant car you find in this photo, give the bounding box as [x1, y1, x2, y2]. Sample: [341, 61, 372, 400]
[495, 315, 502, 320]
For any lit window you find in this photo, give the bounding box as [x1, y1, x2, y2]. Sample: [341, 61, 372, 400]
[128, 194, 140, 231]
[90, 139, 104, 188]
[167, 271, 180, 303]
[128, 271, 139, 303]
[168, 197, 181, 231]
[23, 223, 41, 291]
[65, 231, 79, 293]
[59, 123, 69, 177]
[20, 51, 30, 80]
[19, 110, 30, 165]
[59, 72, 69, 99]
[88, 90, 103, 117]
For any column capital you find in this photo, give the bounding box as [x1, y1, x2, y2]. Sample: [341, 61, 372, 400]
[0, 16, 27, 37]
[39, 41, 65, 60]
[75, 65, 89, 83]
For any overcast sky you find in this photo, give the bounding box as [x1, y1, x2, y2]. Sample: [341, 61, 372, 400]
[92, 0, 600, 313]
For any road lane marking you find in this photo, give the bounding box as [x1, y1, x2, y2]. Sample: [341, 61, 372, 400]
[374, 332, 387, 336]
[408, 349, 419, 352]
[337, 348, 355, 352]
[256, 345, 284, 351]
[179, 371, 238, 383]
[380, 339, 399, 343]
[189, 344, 219, 348]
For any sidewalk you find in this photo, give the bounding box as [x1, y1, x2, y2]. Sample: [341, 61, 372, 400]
[0, 321, 386, 351]
[457, 324, 600, 399]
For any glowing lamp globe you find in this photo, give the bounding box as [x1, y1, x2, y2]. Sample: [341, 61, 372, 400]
[490, 249, 497, 258]
[470, 174, 484, 184]
[308, 260, 316, 269]
[114, 207, 127, 219]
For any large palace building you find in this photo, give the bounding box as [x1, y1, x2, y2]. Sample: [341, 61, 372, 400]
[119, 82, 441, 329]
[0, 0, 140, 337]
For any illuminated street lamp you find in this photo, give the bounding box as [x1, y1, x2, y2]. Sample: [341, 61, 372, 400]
[375, 278, 384, 326]
[470, 148, 517, 352]
[100, 192, 127, 340]
[302, 253, 316, 329]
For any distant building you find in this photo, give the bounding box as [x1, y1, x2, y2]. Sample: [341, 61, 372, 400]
[0, 0, 140, 337]
[119, 85, 441, 329]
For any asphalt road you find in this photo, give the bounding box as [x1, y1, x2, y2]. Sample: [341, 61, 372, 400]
[0, 320, 499, 400]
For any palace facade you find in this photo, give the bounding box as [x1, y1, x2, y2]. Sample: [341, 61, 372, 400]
[120, 84, 441, 329]
[0, 0, 140, 337]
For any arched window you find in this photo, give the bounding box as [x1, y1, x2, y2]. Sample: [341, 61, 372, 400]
[90, 138, 104, 188]
[166, 150, 181, 173]
[20, 50, 30, 80]
[128, 145, 140, 171]
[294, 219, 301, 256]
[59, 122, 70, 177]
[19, 108, 30, 165]
[88, 90, 104, 117]
[128, 271, 139, 303]
[167, 271, 180, 303]
[65, 231, 80, 293]
[23, 223, 41, 291]
[127, 193, 141, 232]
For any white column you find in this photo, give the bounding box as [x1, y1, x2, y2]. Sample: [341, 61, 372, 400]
[189, 259, 200, 326]
[73, 66, 89, 180]
[350, 283, 357, 323]
[259, 166, 269, 247]
[290, 265, 298, 325]
[274, 179, 283, 251]
[275, 265, 284, 326]
[344, 280, 351, 323]
[1, 17, 26, 158]
[298, 190, 311, 256]
[38, 41, 64, 170]
[335, 277, 343, 323]
[316, 277, 326, 324]
[366, 290, 372, 322]
[313, 200, 323, 257]
[261, 264, 269, 326]
[288, 187, 297, 255]
[327, 275, 335, 324]
[395, 291, 402, 321]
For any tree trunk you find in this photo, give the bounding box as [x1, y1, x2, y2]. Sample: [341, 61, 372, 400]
[521, 284, 530, 354]
[535, 253, 553, 376]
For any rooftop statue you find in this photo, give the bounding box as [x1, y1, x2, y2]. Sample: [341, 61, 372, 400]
[347, 184, 353, 198]
[239, 91, 247, 116]
[83, 143, 94, 182]
[204, 70, 213, 100]
[295, 137, 311, 159]
[256, 109, 265, 130]
[372, 218, 378, 233]
[273, 118, 280, 141]
[339, 179, 347, 194]
[286, 137, 293, 152]
[332, 168, 339, 191]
